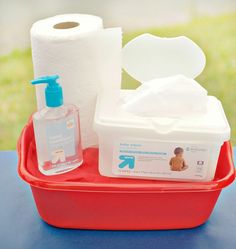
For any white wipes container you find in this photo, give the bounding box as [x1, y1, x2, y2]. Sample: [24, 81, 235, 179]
[94, 34, 230, 181]
[94, 90, 230, 181]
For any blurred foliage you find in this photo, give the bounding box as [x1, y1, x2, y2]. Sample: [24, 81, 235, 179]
[0, 50, 34, 150]
[0, 13, 236, 150]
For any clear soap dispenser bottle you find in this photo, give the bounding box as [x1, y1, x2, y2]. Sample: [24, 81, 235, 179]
[31, 75, 83, 175]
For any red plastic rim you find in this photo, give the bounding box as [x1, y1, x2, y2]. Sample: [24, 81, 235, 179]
[17, 120, 235, 193]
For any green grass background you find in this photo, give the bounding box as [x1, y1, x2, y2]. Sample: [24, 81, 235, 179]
[0, 13, 236, 150]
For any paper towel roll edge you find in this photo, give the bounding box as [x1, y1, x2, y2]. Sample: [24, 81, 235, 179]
[30, 14, 104, 41]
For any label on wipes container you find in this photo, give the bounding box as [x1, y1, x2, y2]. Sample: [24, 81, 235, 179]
[112, 139, 209, 180]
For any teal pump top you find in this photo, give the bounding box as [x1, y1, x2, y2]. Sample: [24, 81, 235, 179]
[31, 75, 63, 107]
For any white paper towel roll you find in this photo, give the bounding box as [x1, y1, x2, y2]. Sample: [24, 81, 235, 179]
[31, 14, 122, 148]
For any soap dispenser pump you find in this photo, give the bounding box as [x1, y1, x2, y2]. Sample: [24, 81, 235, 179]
[31, 75, 83, 175]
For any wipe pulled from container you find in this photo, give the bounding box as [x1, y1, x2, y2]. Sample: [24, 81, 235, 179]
[122, 34, 208, 117]
[122, 74, 208, 117]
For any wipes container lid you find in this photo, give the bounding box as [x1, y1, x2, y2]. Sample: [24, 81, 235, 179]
[122, 34, 206, 82]
[122, 34, 210, 117]
[95, 34, 230, 144]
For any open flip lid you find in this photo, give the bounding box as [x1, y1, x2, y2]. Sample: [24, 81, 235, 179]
[121, 34, 208, 117]
[94, 34, 229, 142]
[122, 34, 206, 82]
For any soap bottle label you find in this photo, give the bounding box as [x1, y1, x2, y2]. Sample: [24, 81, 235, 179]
[112, 139, 210, 180]
[46, 115, 76, 166]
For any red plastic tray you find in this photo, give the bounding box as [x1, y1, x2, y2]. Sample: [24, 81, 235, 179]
[17, 120, 235, 230]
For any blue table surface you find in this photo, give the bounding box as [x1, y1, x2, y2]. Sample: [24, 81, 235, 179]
[1, 150, 236, 249]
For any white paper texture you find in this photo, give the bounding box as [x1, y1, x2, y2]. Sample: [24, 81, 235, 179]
[122, 75, 208, 117]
